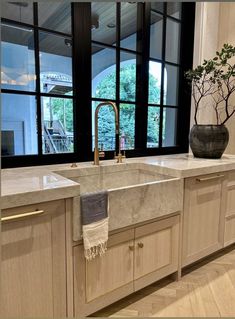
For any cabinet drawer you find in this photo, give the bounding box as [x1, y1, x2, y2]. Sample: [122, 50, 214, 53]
[2, 200, 64, 221]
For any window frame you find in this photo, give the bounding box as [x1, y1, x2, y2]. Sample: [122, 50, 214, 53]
[1, 2, 195, 168]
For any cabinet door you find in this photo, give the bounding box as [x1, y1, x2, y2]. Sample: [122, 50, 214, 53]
[224, 171, 235, 246]
[1, 200, 67, 318]
[182, 174, 225, 266]
[134, 215, 179, 291]
[74, 229, 134, 317]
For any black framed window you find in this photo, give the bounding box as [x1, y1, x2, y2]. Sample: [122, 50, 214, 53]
[1, 2, 195, 168]
[147, 3, 182, 149]
[91, 3, 139, 152]
[1, 2, 75, 163]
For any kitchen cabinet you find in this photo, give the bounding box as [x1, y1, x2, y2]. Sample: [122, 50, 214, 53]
[74, 214, 179, 317]
[1, 200, 67, 318]
[134, 215, 179, 291]
[223, 171, 235, 246]
[74, 229, 135, 316]
[182, 173, 226, 267]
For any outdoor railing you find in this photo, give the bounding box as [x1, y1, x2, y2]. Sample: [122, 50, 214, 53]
[92, 135, 134, 150]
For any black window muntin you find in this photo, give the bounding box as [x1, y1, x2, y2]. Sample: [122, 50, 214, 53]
[1, 2, 195, 168]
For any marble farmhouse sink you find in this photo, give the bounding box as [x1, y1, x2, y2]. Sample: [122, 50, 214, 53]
[71, 167, 171, 194]
[58, 163, 183, 239]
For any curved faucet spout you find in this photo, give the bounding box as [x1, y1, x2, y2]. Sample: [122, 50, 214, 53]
[94, 101, 119, 165]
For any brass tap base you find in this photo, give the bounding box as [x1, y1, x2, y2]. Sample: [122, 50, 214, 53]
[115, 151, 126, 163]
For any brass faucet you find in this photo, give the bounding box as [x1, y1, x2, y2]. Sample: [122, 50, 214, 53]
[93, 101, 126, 165]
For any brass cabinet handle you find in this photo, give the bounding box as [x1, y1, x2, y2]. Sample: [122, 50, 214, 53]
[1, 210, 44, 223]
[196, 175, 224, 182]
[129, 245, 134, 251]
[138, 242, 144, 248]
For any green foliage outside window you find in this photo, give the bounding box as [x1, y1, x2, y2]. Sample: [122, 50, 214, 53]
[48, 62, 161, 151]
[50, 98, 73, 133]
[94, 62, 161, 149]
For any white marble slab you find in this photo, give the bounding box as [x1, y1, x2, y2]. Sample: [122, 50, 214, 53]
[129, 154, 235, 178]
[1, 167, 80, 209]
[3, 153, 235, 218]
[67, 163, 183, 240]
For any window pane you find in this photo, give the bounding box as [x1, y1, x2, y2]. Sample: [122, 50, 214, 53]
[1, 23, 35, 91]
[92, 101, 116, 151]
[41, 97, 74, 154]
[92, 46, 116, 100]
[165, 19, 180, 63]
[120, 52, 136, 102]
[148, 61, 162, 104]
[120, 104, 135, 150]
[1, 94, 38, 156]
[39, 32, 73, 95]
[150, 12, 163, 59]
[163, 108, 177, 147]
[1, 1, 33, 24]
[167, 3, 181, 20]
[120, 3, 137, 51]
[151, 3, 164, 13]
[147, 107, 160, 148]
[38, 2, 71, 34]
[92, 3, 116, 46]
[164, 64, 179, 106]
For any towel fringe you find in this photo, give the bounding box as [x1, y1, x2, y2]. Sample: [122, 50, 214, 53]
[84, 241, 108, 261]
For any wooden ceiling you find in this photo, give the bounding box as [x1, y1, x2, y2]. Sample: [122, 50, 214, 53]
[91, 3, 138, 46]
[1, 2, 180, 58]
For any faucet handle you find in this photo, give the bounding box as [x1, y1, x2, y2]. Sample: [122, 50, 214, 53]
[98, 143, 105, 158]
[115, 150, 126, 163]
[99, 150, 105, 158]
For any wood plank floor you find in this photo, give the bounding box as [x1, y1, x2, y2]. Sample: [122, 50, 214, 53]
[93, 246, 235, 317]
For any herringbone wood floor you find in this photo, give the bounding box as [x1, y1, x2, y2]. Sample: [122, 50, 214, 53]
[93, 246, 235, 317]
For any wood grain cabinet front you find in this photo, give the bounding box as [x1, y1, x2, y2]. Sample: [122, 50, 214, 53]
[182, 174, 226, 267]
[73, 229, 135, 317]
[134, 215, 179, 291]
[223, 171, 235, 246]
[73, 215, 180, 317]
[1, 200, 67, 318]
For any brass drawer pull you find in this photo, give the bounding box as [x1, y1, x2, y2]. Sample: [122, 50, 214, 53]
[138, 242, 144, 248]
[129, 245, 134, 251]
[1, 210, 44, 223]
[196, 175, 224, 182]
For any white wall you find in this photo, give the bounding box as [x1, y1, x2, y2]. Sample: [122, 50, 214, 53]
[191, 2, 235, 154]
[191, 2, 220, 127]
[218, 3, 235, 154]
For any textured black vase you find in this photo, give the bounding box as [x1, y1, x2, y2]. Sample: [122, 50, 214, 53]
[189, 124, 229, 159]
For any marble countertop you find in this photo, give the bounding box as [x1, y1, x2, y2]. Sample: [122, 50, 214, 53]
[132, 153, 235, 178]
[1, 167, 80, 209]
[2, 153, 235, 209]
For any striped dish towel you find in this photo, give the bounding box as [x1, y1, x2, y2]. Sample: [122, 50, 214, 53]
[80, 191, 109, 261]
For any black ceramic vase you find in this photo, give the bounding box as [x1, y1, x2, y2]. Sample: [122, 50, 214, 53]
[189, 124, 229, 159]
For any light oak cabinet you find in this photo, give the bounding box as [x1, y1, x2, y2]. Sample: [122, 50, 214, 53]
[74, 229, 135, 316]
[182, 174, 226, 267]
[134, 216, 179, 291]
[223, 171, 235, 246]
[74, 215, 179, 317]
[1, 200, 67, 318]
